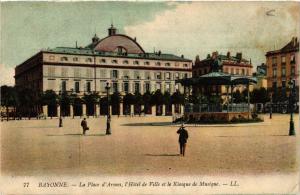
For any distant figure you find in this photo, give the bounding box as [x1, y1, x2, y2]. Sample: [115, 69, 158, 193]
[177, 124, 189, 156]
[81, 118, 89, 135]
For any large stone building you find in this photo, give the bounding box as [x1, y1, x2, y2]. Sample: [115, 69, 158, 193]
[15, 25, 192, 116]
[266, 37, 299, 101]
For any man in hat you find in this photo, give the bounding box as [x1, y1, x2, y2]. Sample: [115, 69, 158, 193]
[81, 118, 89, 135]
[177, 124, 189, 156]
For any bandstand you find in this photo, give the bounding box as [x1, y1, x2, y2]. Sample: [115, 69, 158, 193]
[176, 71, 257, 122]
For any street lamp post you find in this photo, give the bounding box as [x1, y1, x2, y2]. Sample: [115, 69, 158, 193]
[269, 93, 272, 119]
[58, 90, 63, 127]
[105, 82, 111, 135]
[288, 79, 295, 136]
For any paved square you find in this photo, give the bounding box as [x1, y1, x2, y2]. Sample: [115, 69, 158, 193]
[1, 114, 299, 176]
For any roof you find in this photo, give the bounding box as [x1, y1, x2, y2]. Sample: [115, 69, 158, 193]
[195, 54, 250, 68]
[89, 34, 146, 54]
[266, 37, 299, 56]
[176, 71, 257, 86]
[44, 47, 192, 62]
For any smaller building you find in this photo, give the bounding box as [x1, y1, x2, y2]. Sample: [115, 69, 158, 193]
[193, 51, 253, 96]
[253, 63, 267, 89]
[266, 37, 299, 101]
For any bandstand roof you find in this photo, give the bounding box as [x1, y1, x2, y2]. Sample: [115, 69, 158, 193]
[176, 72, 257, 86]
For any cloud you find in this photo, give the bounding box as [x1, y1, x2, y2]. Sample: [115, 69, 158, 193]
[125, 2, 300, 67]
[0, 64, 15, 86]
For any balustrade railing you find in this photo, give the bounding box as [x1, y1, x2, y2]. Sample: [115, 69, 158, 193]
[185, 103, 249, 113]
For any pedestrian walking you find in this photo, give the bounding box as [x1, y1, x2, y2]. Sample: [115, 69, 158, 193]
[81, 118, 89, 135]
[177, 124, 189, 156]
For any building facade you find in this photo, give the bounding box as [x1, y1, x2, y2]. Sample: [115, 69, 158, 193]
[14, 25, 192, 116]
[192, 51, 253, 97]
[266, 37, 299, 101]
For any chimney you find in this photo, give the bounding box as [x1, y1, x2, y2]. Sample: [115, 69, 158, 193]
[158, 50, 161, 56]
[227, 51, 230, 58]
[181, 54, 184, 58]
[236, 52, 242, 61]
[207, 54, 211, 59]
[212, 51, 218, 59]
[195, 55, 200, 64]
[134, 37, 136, 41]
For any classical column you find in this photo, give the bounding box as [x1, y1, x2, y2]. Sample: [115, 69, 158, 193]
[152, 106, 156, 116]
[172, 104, 175, 115]
[162, 104, 166, 116]
[119, 103, 123, 116]
[130, 105, 134, 116]
[141, 105, 145, 116]
[42, 105, 48, 117]
[180, 105, 184, 115]
[57, 105, 61, 118]
[96, 104, 100, 117]
[82, 104, 87, 116]
[70, 105, 74, 118]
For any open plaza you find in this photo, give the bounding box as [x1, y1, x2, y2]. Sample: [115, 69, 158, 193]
[1, 114, 299, 176]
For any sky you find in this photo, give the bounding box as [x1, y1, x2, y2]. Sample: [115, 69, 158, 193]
[0, 1, 299, 86]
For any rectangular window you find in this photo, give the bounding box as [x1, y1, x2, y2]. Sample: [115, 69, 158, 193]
[100, 81, 106, 92]
[290, 55, 296, 64]
[74, 68, 81, 77]
[124, 82, 129, 93]
[246, 69, 249, 76]
[165, 83, 170, 92]
[144, 61, 150, 65]
[155, 62, 161, 66]
[156, 72, 161, 80]
[281, 56, 286, 64]
[282, 81, 286, 88]
[165, 72, 171, 80]
[242, 69, 245, 75]
[48, 67, 55, 77]
[291, 66, 295, 76]
[134, 71, 140, 79]
[100, 69, 107, 78]
[112, 59, 118, 64]
[145, 72, 151, 80]
[272, 82, 277, 89]
[86, 69, 92, 78]
[113, 82, 118, 93]
[123, 60, 129, 64]
[272, 68, 277, 77]
[145, 83, 150, 92]
[61, 67, 68, 77]
[156, 83, 161, 91]
[100, 59, 106, 63]
[184, 73, 188, 78]
[175, 72, 179, 79]
[231, 68, 234, 74]
[133, 61, 139, 65]
[86, 82, 91, 92]
[236, 69, 240, 75]
[73, 57, 79, 62]
[61, 56, 68, 61]
[272, 57, 277, 66]
[134, 83, 140, 93]
[112, 70, 118, 79]
[183, 64, 188, 67]
[61, 80, 67, 92]
[281, 67, 286, 77]
[75, 82, 80, 93]
[86, 58, 92, 63]
[165, 63, 171, 67]
[49, 55, 55, 60]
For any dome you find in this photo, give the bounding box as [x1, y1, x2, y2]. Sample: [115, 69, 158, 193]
[93, 34, 145, 54]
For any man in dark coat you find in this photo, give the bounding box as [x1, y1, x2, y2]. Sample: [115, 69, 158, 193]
[81, 118, 89, 135]
[177, 124, 189, 156]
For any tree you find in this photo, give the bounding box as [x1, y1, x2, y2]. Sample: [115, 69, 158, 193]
[134, 92, 143, 115]
[123, 93, 135, 115]
[233, 89, 243, 103]
[142, 91, 152, 114]
[111, 92, 121, 115]
[82, 92, 100, 117]
[1, 85, 15, 121]
[171, 91, 184, 105]
[163, 92, 172, 115]
[41, 90, 58, 119]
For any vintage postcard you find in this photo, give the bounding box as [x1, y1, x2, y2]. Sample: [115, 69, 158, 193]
[0, 1, 299, 194]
